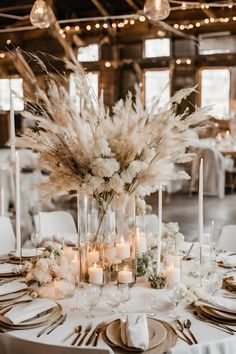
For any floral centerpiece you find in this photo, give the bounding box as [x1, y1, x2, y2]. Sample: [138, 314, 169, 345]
[25, 241, 75, 298]
[18, 57, 207, 241]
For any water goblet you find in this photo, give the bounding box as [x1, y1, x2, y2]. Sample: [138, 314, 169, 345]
[31, 231, 41, 256]
[168, 283, 186, 319]
[118, 284, 131, 315]
[144, 294, 159, 317]
[82, 284, 102, 319]
[106, 286, 122, 314]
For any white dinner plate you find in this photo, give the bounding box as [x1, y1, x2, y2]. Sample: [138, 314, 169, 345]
[9, 248, 44, 258]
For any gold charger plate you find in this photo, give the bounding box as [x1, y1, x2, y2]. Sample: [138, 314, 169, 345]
[195, 305, 236, 326]
[0, 289, 30, 302]
[103, 318, 177, 353]
[200, 305, 236, 321]
[0, 302, 62, 329]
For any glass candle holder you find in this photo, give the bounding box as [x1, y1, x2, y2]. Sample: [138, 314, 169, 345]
[163, 254, 182, 289]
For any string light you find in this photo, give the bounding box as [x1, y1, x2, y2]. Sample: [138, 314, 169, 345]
[182, 2, 187, 9]
[6, 39, 11, 45]
[95, 23, 100, 28]
[65, 25, 70, 31]
[75, 25, 80, 31]
[103, 23, 108, 28]
[0, 53, 5, 59]
[86, 24, 91, 31]
[111, 23, 117, 28]
[59, 29, 64, 35]
[130, 19, 135, 25]
[105, 61, 111, 68]
[176, 59, 181, 64]
[139, 15, 146, 22]
[124, 19, 129, 25]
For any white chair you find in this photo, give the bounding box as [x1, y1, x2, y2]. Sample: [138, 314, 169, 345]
[136, 214, 158, 235]
[0, 216, 15, 255]
[190, 147, 234, 199]
[34, 211, 77, 240]
[217, 225, 236, 252]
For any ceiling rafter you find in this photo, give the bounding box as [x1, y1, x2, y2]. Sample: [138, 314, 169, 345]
[125, 0, 140, 12]
[89, 0, 116, 37]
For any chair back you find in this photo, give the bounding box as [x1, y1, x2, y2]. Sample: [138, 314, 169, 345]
[34, 211, 77, 240]
[217, 224, 236, 252]
[0, 216, 15, 255]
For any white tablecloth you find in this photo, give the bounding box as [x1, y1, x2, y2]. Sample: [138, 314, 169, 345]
[1, 280, 236, 354]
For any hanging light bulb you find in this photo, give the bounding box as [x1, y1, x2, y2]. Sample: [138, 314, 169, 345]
[143, 0, 170, 21]
[30, 0, 54, 29]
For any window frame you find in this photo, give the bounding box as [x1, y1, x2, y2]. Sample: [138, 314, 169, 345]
[0, 76, 24, 112]
[198, 66, 231, 116]
[143, 68, 171, 111]
[143, 38, 171, 59]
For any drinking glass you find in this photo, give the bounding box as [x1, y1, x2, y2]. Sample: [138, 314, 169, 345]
[31, 232, 41, 256]
[118, 284, 131, 315]
[106, 286, 122, 314]
[144, 294, 159, 317]
[203, 271, 222, 295]
[168, 284, 186, 319]
[82, 284, 102, 318]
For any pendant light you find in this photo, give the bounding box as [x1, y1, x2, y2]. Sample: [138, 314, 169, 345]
[30, 0, 54, 29]
[144, 0, 171, 21]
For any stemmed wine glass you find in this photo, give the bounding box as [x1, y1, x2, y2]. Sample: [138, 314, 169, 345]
[31, 231, 41, 256]
[106, 285, 122, 314]
[118, 284, 131, 315]
[168, 284, 186, 319]
[82, 284, 102, 319]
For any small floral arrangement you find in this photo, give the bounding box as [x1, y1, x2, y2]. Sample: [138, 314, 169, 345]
[146, 266, 167, 289]
[162, 222, 184, 255]
[25, 242, 73, 286]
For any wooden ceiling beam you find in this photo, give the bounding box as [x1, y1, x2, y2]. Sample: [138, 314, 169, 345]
[199, 0, 216, 18]
[125, 0, 140, 12]
[89, 0, 116, 37]
[7, 49, 39, 94]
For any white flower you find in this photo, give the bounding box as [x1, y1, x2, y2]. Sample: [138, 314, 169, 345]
[108, 173, 124, 193]
[92, 158, 120, 178]
[121, 160, 147, 184]
[166, 222, 179, 235]
[36, 258, 50, 272]
[32, 268, 52, 283]
[95, 138, 112, 157]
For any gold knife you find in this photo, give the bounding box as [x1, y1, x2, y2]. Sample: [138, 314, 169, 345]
[46, 314, 67, 335]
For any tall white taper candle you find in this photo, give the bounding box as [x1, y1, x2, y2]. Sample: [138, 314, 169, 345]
[0, 187, 4, 216]
[198, 158, 203, 250]
[9, 84, 16, 162]
[15, 152, 21, 256]
[157, 184, 163, 274]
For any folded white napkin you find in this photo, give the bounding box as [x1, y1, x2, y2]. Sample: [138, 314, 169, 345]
[11, 248, 43, 258]
[120, 314, 149, 350]
[0, 263, 19, 274]
[222, 255, 236, 267]
[202, 296, 236, 314]
[0, 281, 27, 296]
[4, 298, 57, 324]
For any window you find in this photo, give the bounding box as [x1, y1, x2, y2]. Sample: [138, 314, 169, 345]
[70, 72, 99, 112]
[0, 78, 24, 111]
[200, 68, 230, 118]
[144, 70, 170, 111]
[77, 44, 99, 62]
[199, 34, 235, 55]
[144, 38, 170, 58]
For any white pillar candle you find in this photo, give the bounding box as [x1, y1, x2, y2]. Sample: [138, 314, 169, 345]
[118, 269, 133, 284]
[136, 230, 147, 255]
[9, 85, 16, 162]
[104, 246, 116, 262]
[116, 236, 130, 260]
[166, 264, 181, 288]
[71, 255, 80, 277]
[88, 250, 100, 266]
[15, 152, 21, 257]
[0, 187, 4, 216]
[88, 263, 103, 284]
[198, 158, 204, 249]
[157, 184, 163, 274]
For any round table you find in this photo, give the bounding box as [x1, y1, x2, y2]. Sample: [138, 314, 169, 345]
[1, 279, 236, 354]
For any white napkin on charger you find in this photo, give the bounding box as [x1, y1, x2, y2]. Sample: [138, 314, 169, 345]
[0, 263, 19, 274]
[221, 255, 236, 267]
[0, 281, 27, 296]
[120, 314, 149, 350]
[200, 296, 236, 314]
[4, 298, 57, 324]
